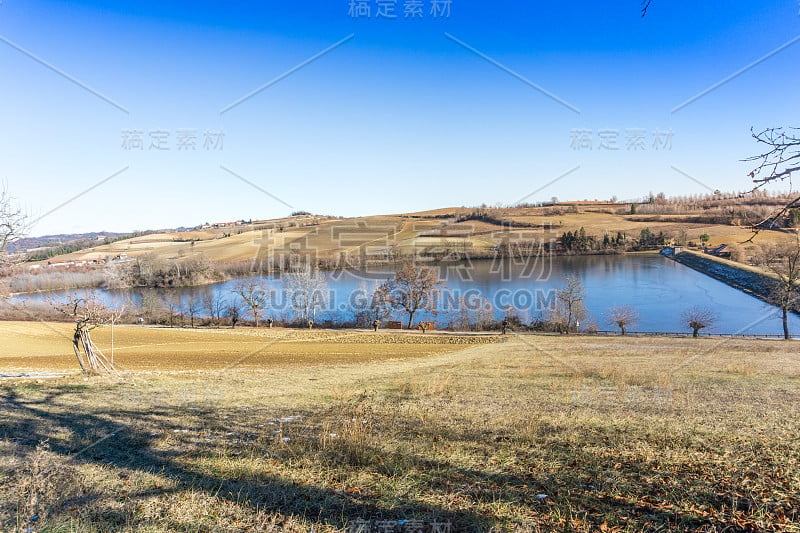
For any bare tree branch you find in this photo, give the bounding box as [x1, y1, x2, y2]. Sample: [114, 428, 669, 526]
[745, 127, 800, 187]
[231, 279, 267, 327]
[547, 276, 587, 334]
[0, 186, 29, 277]
[284, 265, 328, 323]
[742, 127, 800, 239]
[753, 235, 800, 339]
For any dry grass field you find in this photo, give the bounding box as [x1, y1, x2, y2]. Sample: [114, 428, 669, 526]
[1, 325, 799, 532]
[0, 323, 490, 373]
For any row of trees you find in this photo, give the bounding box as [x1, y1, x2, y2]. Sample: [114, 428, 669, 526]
[42, 266, 730, 377]
[39, 250, 800, 340]
[220, 263, 445, 330]
[529, 276, 717, 337]
[547, 233, 800, 340]
[8, 249, 790, 378]
[558, 227, 668, 253]
[157, 264, 753, 340]
[604, 303, 714, 338]
[118, 255, 222, 288]
[42, 239, 800, 378]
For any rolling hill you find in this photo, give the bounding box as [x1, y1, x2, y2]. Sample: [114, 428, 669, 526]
[27, 201, 797, 269]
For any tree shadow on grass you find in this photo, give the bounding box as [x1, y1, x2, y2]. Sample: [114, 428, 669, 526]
[9, 383, 792, 532]
[0, 385, 493, 531]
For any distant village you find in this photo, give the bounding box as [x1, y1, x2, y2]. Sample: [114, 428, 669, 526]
[32, 253, 135, 271]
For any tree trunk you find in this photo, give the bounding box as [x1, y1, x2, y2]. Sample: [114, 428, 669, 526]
[692, 327, 699, 338]
[620, 325, 626, 336]
[783, 308, 790, 340]
[407, 311, 415, 329]
[72, 331, 88, 373]
[73, 324, 116, 375]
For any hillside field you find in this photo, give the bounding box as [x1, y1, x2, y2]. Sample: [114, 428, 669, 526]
[31, 206, 799, 268]
[1, 324, 798, 531]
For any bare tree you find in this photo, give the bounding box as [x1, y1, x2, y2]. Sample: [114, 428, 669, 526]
[231, 279, 266, 327]
[450, 294, 494, 331]
[744, 127, 800, 233]
[549, 275, 587, 334]
[755, 235, 800, 340]
[103, 262, 128, 290]
[161, 291, 182, 327]
[284, 265, 328, 323]
[186, 293, 201, 328]
[0, 187, 28, 282]
[681, 306, 716, 337]
[202, 290, 226, 327]
[226, 297, 243, 329]
[53, 293, 118, 375]
[376, 262, 444, 329]
[353, 281, 391, 327]
[138, 289, 163, 324]
[606, 304, 639, 335]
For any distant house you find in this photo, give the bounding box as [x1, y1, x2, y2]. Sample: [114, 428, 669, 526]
[46, 258, 103, 269]
[207, 220, 246, 229]
[108, 253, 134, 264]
[707, 244, 731, 258]
[552, 200, 620, 207]
[47, 260, 75, 268]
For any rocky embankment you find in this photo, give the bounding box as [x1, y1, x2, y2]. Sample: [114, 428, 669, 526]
[662, 248, 783, 307]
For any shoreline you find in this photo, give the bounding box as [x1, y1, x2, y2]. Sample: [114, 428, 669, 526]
[8, 248, 654, 296]
[662, 248, 799, 314]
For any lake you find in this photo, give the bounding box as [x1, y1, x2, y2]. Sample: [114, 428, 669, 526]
[12, 254, 800, 335]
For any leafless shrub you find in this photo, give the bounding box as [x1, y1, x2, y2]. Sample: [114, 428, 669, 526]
[606, 305, 639, 335]
[681, 306, 716, 337]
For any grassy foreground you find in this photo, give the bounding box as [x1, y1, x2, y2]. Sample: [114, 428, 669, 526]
[1, 326, 799, 532]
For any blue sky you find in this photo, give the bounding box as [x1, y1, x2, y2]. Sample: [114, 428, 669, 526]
[1, 0, 799, 235]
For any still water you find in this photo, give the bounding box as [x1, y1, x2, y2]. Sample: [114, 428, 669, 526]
[13, 254, 800, 335]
